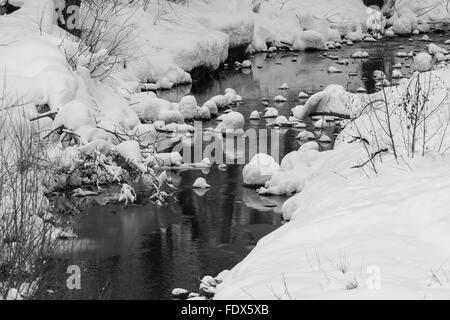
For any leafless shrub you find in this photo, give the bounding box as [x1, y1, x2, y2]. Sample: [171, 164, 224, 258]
[64, 0, 140, 79]
[0, 91, 61, 300]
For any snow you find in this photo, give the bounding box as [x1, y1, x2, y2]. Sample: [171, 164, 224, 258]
[351, 51, 369, 59]
[264, 107, 279, 118]
[292, 30, 327, 51]
[241, 60, 252, 68]
[211, 95, 228, 110]
[392, 69, 404, 79]
[414, 53, 433, 72]
[243, 154, 280, 186]
[119, 184, 137, 205]
[298, 92, 309, 99]
[216, 151, 450, 300]
[193, 177, 211, 189]
[116, 140, 142, 163]
[0, 38, 78, 112]
[428, 43, 447, 55]
[279, 83, 289, 90]
[4, 0, 450, 301]
[273, 95, 287, 103]
[96, 0, 254, 87]
[217, 111, 245, 132]
[318, 134, 332, 143]
[296, 131, 315, 140]
[130, 94, 184, 124]
[197, 106, 211, 121]
[327, 66, 342, 73]
[250, 111, 261, 120]
[314, 118, 335, 129]
[179, 96, 199, 121]
[250, 0, 367, 52]
[273, 116, 290, 126]
[299, 141, 320, 152]
[203, 100, 219, 116]
[392, 16, 413, 35]
[52, 100, 96, 131]
[295, 85, 357, 119]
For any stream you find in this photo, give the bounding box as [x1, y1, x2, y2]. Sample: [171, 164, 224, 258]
[45, 33, 450, 300]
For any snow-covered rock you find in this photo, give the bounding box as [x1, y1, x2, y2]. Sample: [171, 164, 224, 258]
[297, 131, 315, 140]
[203, 100, 219, 116]
[295, 85, 355, 119]
[219, 111, 245, 132]
[130, 94, 184, 124]
[293, 30, 327, 51]
[273, 116, 290, 126]
[179, 95, 199, 120]
[193, 177, 211, 189]
[274, 95, 287, 103]
[318, 134, 332, 143]
[414, 53, 433, 72]
[298, 92, 309, 99]
[211, 95, 228, 110]
[327, 66, 342, 73]
[243, 154, 280, 186]
[241, 60, 252, 68]
[351, 51, 369, 59]
[264, 107, 279, 118]
[197, 106, 211, 120]
[250, 111, 261, 120]
[279, 83, 289, 90]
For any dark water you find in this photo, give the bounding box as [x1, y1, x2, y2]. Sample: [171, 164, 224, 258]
[46, 34, 450, 300]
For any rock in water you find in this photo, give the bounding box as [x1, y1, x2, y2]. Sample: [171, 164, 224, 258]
[327, 66, 342, 73]
[241, 60, 252, 68]
[243, 154, 280, 187]
[250, 110, 260, 120]
[274, 95, 287, 102]
[193, 178, 211, 189]
[264, 107, 279, 118]
[297, 131, 315, 140]
[298, 92, 309, 99]
[279, 83, 289, 90]
[172, 288, 190, 300]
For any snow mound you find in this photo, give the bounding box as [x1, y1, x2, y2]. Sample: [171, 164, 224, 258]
[243, 154, 280, 187]
[414, 53, 433, 72]
[293, 30, 327, 51]
[296, 85, 356, 119]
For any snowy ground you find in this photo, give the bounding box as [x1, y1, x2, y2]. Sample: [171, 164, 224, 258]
[215, 146, 450, 299]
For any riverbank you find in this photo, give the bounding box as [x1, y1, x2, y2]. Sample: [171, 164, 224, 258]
[214, 64, 450, 299]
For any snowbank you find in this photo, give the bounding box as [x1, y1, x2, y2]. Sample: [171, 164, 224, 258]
[95, 0, 254, 87]
[216, 151, 450, 299]
[250, 0, 368, 51]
